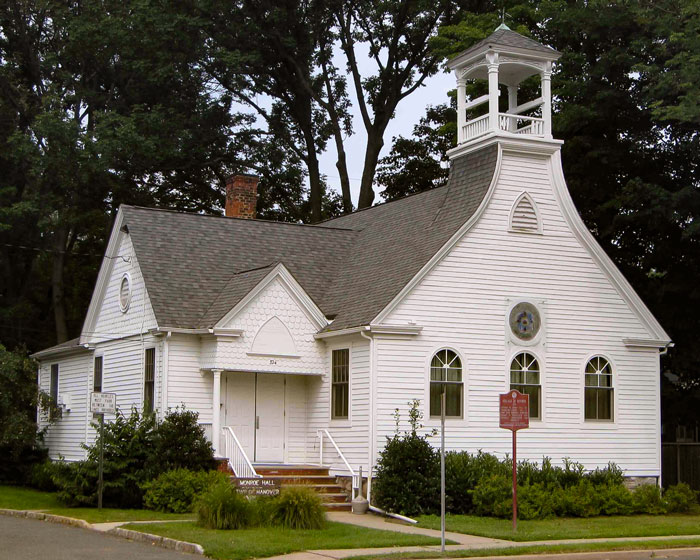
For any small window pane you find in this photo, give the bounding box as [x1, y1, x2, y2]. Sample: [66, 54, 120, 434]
[584, 357, 613, 421]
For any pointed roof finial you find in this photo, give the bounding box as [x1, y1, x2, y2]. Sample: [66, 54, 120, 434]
[497, 7, 511, 30]
[495, 22, 511, 31]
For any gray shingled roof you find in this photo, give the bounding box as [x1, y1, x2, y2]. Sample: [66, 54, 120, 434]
[31, 337, 86, 358]
[457, 28, 560, 60]
[121, 145, 498, 332]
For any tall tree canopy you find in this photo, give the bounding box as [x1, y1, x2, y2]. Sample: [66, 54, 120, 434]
[379, 0, 700, 390]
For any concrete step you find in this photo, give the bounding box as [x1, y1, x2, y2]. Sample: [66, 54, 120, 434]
[322, 502, 352, 511]
[254, 465, 330, 477]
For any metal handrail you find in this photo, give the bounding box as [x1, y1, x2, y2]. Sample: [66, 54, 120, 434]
[223, 426, 261, 478]
[318, 429, 359, 497]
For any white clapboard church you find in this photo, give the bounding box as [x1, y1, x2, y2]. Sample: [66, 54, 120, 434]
[34, 27, 671, 501]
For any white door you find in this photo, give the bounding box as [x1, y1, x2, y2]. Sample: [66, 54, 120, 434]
[224, 373, 256, 459]
[255, 374, 285, 462]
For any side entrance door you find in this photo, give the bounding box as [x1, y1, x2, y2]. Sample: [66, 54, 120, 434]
[223, 373, 285, 463]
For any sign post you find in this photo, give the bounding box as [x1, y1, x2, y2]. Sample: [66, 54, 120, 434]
[90, 392, 116, 510]
[499, 390, 529, 531]
[440, 389, 446, 553]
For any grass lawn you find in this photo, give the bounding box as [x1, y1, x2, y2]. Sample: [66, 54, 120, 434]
[125, 521, 444, 560]
[417, 513, 700, 541]
[0, 485, 62, 510]
[0, 486, 192, 523]
[349, 538, 700, 560]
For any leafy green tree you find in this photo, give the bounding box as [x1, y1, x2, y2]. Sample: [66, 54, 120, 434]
[0, 345, 52, 483]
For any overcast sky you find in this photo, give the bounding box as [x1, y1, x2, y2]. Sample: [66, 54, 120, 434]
[317, 68, 455, 205]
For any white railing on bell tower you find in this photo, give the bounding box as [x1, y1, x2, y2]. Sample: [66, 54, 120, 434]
[449, 25, 560, 145]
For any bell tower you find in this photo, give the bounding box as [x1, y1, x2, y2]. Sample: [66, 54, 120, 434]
[447, 24, 561, 146]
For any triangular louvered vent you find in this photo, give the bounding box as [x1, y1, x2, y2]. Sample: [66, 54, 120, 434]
[511, 194, 539, 231]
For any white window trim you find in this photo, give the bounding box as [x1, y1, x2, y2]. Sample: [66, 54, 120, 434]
[119, 272, 132, 313]
[424, 346, 467, 423]
[581, 353, 617, 426]
[508, 191, 543, 234]
[329, 346, 351, 427]
[507, 349, 545, 424]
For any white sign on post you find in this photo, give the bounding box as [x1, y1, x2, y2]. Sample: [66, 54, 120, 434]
[90, 392, 116, 414]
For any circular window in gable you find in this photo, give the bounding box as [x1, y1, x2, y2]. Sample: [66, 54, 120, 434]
[119, 274, 132, 312]
[509, 302, 541, 341]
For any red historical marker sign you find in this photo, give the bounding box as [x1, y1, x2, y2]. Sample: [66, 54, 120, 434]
[499, 390, 529, 431]
[499, 389, 530, 531]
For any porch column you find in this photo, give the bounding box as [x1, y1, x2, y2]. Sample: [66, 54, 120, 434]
[211, 369, 222, 456]
[507, 85, 518, 132]
[456, 75, 467, 144]
[486, 51, 500, 133]
[541, 61, 553, 138]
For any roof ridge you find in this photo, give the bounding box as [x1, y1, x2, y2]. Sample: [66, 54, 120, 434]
[121, 205, 357, 232]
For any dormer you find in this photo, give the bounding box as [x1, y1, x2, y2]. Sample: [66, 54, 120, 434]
[447, 24, 561, 145]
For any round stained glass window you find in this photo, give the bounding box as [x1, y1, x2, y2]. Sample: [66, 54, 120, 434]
[119, 275, 131, 312]
[509, 302, 541, 341]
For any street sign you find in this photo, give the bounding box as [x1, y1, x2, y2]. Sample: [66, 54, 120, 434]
[499, 389, 530, 531]
[90, 392, 117, 414]
[234, 478, 281, 497]
[499, 390, 529, 431]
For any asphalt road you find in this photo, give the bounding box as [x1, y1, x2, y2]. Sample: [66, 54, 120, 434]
[0, 515, 196, 560]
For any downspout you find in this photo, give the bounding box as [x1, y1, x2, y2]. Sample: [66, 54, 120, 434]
[360, 327, 375, 504]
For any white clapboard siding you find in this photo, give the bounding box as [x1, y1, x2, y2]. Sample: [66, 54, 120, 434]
[378, 150, 660, 476]
[285, 375, 308, 464]
[88, 232, 157, 345]
[166, 334, 210, 422]
[39, 353, 91, 461]
[306, 337, 371, 475]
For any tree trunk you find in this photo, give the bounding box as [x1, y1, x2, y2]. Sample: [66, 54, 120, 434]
[333, 131, 353, 214]
[307, 154, 323, 223]
[357, 130, 385, 209]
[52, 225, 69, 344]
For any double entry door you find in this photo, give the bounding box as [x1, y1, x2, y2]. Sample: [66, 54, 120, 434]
[223, 372, 285, 463]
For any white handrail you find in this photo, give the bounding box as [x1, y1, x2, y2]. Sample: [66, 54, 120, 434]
[498, 113, 544, 136]
[461, 114, 490, 142]
[318, 429, 359, 497]
[223, 426, 261, 478]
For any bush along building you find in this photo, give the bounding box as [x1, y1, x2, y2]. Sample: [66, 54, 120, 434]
[33, 26, 671, 505]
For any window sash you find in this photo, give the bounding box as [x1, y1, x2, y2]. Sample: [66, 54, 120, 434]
[144, 348, 155, 413]
[430, 382, 462, 418]
[585, 387, 613, 420]
[50, 364, 59, 401]
[93, 357, 103, 393]
[510, 383, 541, 419]
[331, 349, 349, 419]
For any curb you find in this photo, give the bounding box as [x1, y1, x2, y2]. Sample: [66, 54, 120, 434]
[109, 527, 204, 555]
[0, 509, 203, 555]
[0, 508, 91, 529]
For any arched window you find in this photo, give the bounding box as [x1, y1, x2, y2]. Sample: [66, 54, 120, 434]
[430, 349, 463, 418]
[510, 352, 541, 419]
[585, 356, 613, 421]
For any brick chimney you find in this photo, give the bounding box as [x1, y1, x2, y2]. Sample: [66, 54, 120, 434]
[225, 174, 258, 219]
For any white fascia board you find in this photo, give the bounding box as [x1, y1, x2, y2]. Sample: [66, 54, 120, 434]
[369, 324, 423, 337]
[623, 338, 673, 349]
[448, 133, 563, 162]
[549, 152, 671, 343]
[214, 263, 328, 331]
[79, 207, 126, 345]
[149, 327, 243, 337]
[314, 326, 368, 340]
[372, 144, 504, 326]
[31, 344, 93, 360]
[448, 45, 560, 72]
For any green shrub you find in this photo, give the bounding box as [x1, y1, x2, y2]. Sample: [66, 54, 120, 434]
[472, 474, 512, 518]
[518, 482, 555, 520]
[374, 433, 439, 516]
[272, 487, 326, 530]
[143, 469, 228, 513]
[587, 463, 624, 487]
[598, 483, 634, 516]
[53, 408, 215, 508]
[29, 459, 71, 492]
[195, 481, 251, 529]
[144, 408, 217, 479]
[632, 483, 665, 514]
[446, 451, 508, 514]
[664, 483, 699, 513]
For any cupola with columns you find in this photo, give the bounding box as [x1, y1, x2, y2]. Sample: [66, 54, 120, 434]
[448, 24, 561, 145]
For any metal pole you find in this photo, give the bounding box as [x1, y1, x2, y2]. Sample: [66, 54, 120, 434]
[98, 413, 104, 510]
[512, 429, 517, 531]
[441, 389, 446, 553]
